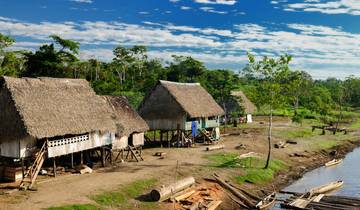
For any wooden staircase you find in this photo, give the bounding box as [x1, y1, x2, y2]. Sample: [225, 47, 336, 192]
[19, 141, 47, 190]
[199, 129, 215, 143]
[126, 146, 143, 162]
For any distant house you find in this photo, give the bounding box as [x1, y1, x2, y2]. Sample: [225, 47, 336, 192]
[231, 90, 257, 123]
[138, 80, 224, 144]
[0, 76, 117, 184]
[103, 96, 149, 151]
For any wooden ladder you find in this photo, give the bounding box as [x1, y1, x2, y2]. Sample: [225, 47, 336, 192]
[199, 129, 215, 143]
[127, 146, 143, 162]
[19, 141, 47, 190]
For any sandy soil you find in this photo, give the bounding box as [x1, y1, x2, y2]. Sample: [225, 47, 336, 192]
[1, 117, 360, 210]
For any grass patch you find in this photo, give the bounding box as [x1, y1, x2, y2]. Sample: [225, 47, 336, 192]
[234, 158, 287, 184]
[315, 140, 339, 150]
[45, 204, 99, 210]
[350, 118, 360, 129]
[277, 128, 315, 139]
[206, 153, 287, 184]
[91, 178, 158, 209]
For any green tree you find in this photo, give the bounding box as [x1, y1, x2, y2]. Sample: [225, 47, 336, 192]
[247, 53, 291, 169]
[167, 55, 205, 82]
[23, 35, 79, 77]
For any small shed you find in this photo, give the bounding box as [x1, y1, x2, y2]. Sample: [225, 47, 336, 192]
[103, 96, 149, 150]
[138, 80, 224, 142]
[0, 76, 117, 159]
[231, 90, 257, 123]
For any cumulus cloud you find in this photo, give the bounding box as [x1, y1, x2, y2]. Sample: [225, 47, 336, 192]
[1, 16, 360, 78]
[282, 0, 360, 16]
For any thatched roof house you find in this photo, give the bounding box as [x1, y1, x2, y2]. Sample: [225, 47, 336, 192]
[103, 96, 149, 137]
[0, 76, 117, 158]
[139, 80, 224, 131]
[231, 91, 256, 114]
[103, 96, 149, 149]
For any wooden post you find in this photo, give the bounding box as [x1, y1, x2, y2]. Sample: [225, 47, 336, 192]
[110, 149, 113, 165]
[153, 130, 156, 141]
[21, 158, 25, 179]
[160, 131, 163, 148]
[80, 151, 83, 165]
[167, 131, 170, 148]
[71, 153, 74, 168]
[101, 147, 105, 167]
[53, 157, 56, 177]
[177, 124, 180, 147]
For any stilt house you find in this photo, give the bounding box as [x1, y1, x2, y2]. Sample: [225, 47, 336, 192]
[103, 96, 149, 161]
[138, 80, 224, 143]
[0, 76, 117, 184]
[231, 90, 256, 123]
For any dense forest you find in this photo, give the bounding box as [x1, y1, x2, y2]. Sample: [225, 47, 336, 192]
[1, 33, 360, 123]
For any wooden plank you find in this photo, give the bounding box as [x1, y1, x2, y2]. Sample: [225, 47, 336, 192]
[174, 190, 195, 202]
[207, 200, 222, 210]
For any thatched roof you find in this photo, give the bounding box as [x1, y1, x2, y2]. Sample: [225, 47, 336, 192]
[0, 76, 117, 140]
[139, 80, 224, 118]
[103, 96, 149, 136]
[231, 90, 256, 114]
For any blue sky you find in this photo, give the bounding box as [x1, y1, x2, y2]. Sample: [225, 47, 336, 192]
[0, 0, 360, 79]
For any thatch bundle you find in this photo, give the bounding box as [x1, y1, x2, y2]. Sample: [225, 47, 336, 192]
[0, 76, 117, 141]
[103, 95, 149, 136]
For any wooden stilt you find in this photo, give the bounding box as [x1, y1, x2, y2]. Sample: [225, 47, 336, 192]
[71, 153, 74, 168]
[21, 158, 25, 179]
[160, 131, 163, 148]
[167, 131, 170, 148]
[101, 147, 105, 167]
[177, 124, 180, 147]
[80, 151, 83, 165]
[109, 149, 113, 165]
[53, 157, 56, 177]
[153, 130, 156, 141]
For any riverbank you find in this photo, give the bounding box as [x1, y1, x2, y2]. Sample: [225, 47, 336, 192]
[1, 116, 360, 210]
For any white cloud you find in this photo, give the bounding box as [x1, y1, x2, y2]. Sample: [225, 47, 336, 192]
[180, 6, 192, 10]
[283, 0, 360, 15]
[199, 6, 228, 14]
[194, 0, 237, 5]
[1, 16, 360, 78]
[70, 0, 93, 3]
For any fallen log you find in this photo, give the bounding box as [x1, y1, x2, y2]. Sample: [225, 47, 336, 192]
[150, 177, 195, 201]
[206, 145, 225, 151]
[212, 173, 255, 208]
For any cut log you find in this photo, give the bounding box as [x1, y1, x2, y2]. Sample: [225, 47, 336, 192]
[212, 173, 255, 208]
[174, 190, 195, 202]
[207, 200, 222, 210]
[206, 145, 225, 151]
[151, 177, 195, 201]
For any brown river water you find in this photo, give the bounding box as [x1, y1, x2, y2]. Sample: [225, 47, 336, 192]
[272, 147, 360, 209]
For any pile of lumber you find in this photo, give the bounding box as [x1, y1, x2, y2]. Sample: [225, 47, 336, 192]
[151, 177, 223, 210]
[212, 173, 276, 210]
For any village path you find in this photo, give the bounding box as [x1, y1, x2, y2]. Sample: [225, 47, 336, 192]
[2, 146, 210, 210]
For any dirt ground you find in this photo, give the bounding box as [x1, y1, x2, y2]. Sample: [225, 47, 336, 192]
[1, 116, 360, 210]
